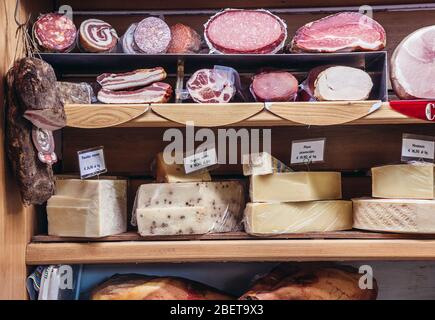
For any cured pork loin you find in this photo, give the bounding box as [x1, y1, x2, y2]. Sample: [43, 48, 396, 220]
[301, 66, 373, 101]
[240, 264, 378, 300]
[167, 23, 202, 53]
[91, 274, 234, 300]
[186, 69, 236, 103]
[251, 71, 298, 102]
[79, 19, 118, 53]
[291, 12, 386, 53]
[97, 68, 167, 91]
[391, 25, 435, 100]
[205, 9, 287, 54]
[33, 13, 77, 52]
[97, 82, 172, 104]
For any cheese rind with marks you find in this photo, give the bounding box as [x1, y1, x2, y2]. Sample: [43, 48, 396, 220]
[243, 152, 292, 176]
[250, 172, 342, 202]
[353, 198, 435, 233]
[244, 201, 353, 235]
[47, 179, 127, 237]
[372, 164, 435, 199]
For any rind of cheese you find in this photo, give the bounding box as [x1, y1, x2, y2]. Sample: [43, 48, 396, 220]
[47, 179, 127, 237]
[250, 172, 342, 202]
[243, 152, 293, 176]
[155, 152, 211, 183]
[244, 201, 353, 235]
[134, 181, 245, 235]
[353, 198, 435, 233]
[372, 164, 435, 199]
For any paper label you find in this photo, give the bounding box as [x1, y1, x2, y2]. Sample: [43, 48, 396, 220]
[184, 148, 217, 174]
[77, 146, 107, 179]
[401, 134, 435, 163]
[291, 138, 326, 164]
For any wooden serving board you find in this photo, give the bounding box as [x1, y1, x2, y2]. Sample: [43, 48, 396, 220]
[151, 103, 264, 127]
[267, 100, 384, 125]
[65, 104, 149, 128]
[32, 230, 435, 243]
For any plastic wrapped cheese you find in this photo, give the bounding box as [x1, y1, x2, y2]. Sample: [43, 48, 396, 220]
[134, 181, 245, 236]
[242, 152, 292, 176]
[244, 200, 352, 235]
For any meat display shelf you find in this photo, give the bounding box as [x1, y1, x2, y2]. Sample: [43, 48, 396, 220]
[26, 239, 435, 264]
[65, 102, 427, 128]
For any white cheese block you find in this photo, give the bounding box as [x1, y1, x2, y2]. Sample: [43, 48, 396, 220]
[353, 198, 435, 233]
[134, 181, 245, 235]
[155, 152, 211, 183]
[47, 179, 127, 237]
[243, 152, 293, 176]
[250, 172, 342, 202]
[244, 201, 353, 235]
[372, 164, 435, 199]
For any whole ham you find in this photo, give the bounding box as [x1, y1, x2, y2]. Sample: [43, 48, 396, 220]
[205, 9, 287, 54]
[90, 274, 234, 300]
[291, 12, 386, 53]
[239, 264, 378, 300]
[97, 82, 172, 104]
[391, 25, 435, 100]
[97, 68, 167, 91]
[250, 71, 298, 102]
[187, 68, 236, 103]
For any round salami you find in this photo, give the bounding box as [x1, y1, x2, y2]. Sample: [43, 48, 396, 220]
[167, 23, 201, 54]
[204, 9, 287, 54]
[79, 19, 118, 53]
[187, 69, 236, 103]
[133, 17, 171, 54]
[33, 13, 77, 52]
[251, 71, 298, 102]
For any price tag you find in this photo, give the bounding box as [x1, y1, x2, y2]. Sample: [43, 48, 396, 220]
[77, 146, 107, 179]
[401, 134, 435, 163]
[184, 148, 217, 174]
[291, 138, 326, 165]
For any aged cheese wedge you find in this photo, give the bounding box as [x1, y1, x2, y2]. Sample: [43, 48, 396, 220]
[155, 152, 211, 183]
[372, 164, 435, 199]
[47, 179, 127, 237]
[353, 198, 435, 233]
[134, 181, 245, 235]
[244, 201, 353, 235]
[243, 152, 293, 176]
[250, 171, 342, 202]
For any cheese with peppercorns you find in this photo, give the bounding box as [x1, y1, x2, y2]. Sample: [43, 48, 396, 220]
[135, 181, 245, 236]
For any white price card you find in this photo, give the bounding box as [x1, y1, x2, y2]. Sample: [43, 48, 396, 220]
[291, 138, 326, 165]
[77, 146, 107, 179]
[184, 148, 218, 174]
[401, 134, 435, 163]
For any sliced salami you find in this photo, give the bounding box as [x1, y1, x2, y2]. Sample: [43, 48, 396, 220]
[167, 23, 201, 54]
[251, 71, 298, 102]
[204, 9, 287, 54]
[186, 69, 236, 103]
[33, 13, 77, 53]
[79, 19, 118, 53]
[133, 17, 171, 54]
[97, 82, 173, 104]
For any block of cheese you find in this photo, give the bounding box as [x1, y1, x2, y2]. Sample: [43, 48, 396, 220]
[353, 198, 435, 233]
[250, 172, 342, 202]
[244, 201, 353, 235]
[134, 181, 245, 235]
[372, 164, 435, 199]
[46, 179, 127, 237]
[243, 152, 293, 176]
[154, 152, 211, 183]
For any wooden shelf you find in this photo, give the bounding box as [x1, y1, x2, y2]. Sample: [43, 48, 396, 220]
[65, 103, 428, 128]
[26, 239, 435, 264]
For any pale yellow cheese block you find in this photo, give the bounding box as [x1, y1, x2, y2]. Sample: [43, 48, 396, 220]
[250, 172, 342, 202]
[242, 152, 292, 176]
[244, 201, 353, 235]
[372, 164, 435, 199]
[353, 198, 435, 233]
[155, 152, 211, 183]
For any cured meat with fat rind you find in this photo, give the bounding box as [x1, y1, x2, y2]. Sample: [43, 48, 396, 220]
[97, 68, 167, 91]
[97, 82, 172, 104]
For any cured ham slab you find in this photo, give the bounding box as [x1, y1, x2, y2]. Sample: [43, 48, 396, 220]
[97, 82, 172, 104]
[250, 71, 298, 102]
[291, 12, 386, 53]
[97, 68, 167, 91]
[186, 69, 236, 103]
[391, 25, 435, 100]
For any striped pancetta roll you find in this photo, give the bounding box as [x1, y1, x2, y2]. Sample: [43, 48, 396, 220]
[79, 19, 119, 53]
